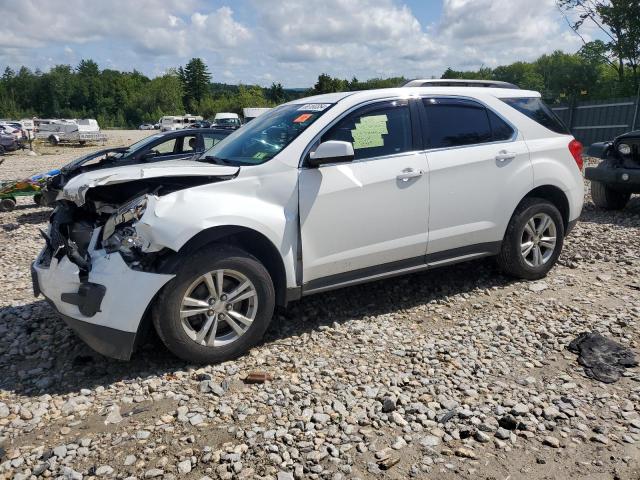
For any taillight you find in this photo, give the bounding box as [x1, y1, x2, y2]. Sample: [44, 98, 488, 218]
[568, 139, 583, 171]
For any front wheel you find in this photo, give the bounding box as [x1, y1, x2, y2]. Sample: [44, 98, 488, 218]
[0, 197, 16, 212]
[591, 181, 630, 210]
[497, 198, 564, 280]
[152, 245, 275, 363]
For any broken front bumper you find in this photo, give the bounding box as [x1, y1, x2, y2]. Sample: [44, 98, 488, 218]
[32, 241, 174, 360]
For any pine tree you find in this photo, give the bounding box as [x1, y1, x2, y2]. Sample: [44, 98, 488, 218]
[180, 58, 212, 110]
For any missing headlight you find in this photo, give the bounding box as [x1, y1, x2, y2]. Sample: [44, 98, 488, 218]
[102, 195, 148, 241]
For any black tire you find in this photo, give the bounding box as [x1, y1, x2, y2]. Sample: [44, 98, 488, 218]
[48, 135, 59, 146]
[152, 245, 275, 363]
[591, 181, 630, 210]
[33, 193, 43, 206]
[497, 198, 565, 280]
[0, 197, 16, 212]
[0, 145, 5, 156]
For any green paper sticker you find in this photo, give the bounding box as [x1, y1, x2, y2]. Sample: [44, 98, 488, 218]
[351, 115, 388, 149]
[253, 152, 268, 159]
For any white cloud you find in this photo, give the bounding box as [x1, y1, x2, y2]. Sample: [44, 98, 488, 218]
[0, 0, 590, 86]
[437, 0, 585, 68]
[190, 7, 252, 48]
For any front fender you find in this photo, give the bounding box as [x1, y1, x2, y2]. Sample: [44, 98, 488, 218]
[586, 141, 612, 159]
[135, 166, 300, 288]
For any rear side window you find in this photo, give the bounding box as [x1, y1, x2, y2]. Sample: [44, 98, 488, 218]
[422, 98, 513, 148]
[501, 97, 570, 134]
[322, 100, 412, 160]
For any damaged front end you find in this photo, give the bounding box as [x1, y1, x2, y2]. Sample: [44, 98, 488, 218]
[32, 161, 239, 359]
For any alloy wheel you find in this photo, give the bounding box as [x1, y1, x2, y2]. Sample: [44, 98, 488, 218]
[179, 269, 258, 347]
[520, 213, 557, 267]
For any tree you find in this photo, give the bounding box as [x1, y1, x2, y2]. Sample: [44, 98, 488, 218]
[179, 58, 212, 110]
[557, 0, 640, 87]
[492, 62, 545, 92]
[266, 82, 285, 104]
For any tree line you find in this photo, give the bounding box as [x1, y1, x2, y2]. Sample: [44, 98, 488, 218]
[0, 58, 299, 128]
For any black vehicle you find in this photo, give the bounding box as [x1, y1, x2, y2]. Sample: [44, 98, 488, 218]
[40, 128, 230, 204]
[585, 130, 640, 210]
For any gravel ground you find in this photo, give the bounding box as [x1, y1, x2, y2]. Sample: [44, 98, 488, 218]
[0, 137, 639, 480]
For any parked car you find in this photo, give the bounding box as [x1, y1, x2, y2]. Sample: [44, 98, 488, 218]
[0, 124, 24, 141]
[139, 123, 155, 130]
[38, 128, 231, 205]
[32, 85, 584, 362]
[0, 131, 21, 154]
[212, 112, 241, 129]
[585, 130, 639, 210]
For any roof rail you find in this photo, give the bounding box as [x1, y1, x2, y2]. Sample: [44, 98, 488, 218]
[403, 79, 520, 89]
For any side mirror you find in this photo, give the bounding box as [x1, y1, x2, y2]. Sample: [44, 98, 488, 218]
[142, 150, 159, 161]
[308, 140, 354, 167]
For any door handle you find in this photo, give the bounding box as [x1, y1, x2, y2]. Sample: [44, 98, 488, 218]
[495, 150, 516, 162]
[397, 168, 425, 181]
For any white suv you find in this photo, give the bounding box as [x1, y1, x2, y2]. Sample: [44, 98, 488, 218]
[32, 85, 584, 362]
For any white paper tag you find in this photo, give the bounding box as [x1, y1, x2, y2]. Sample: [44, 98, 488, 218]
[297, 103, 331, 112]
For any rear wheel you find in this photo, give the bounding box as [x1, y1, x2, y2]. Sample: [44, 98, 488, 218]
[0, 145, 5, 156]
[497, 198, 564, 280]
[152, 245, 275, 363]
[591, 181, 630, 210]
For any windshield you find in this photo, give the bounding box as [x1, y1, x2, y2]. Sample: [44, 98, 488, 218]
[202, 103, 332, 165]
[216, 118, 239, 125]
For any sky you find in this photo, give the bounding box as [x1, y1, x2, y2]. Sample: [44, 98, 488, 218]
[0, 0, 591, 88]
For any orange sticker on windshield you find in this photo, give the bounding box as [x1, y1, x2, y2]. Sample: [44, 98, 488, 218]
[293, 113, 313, 123]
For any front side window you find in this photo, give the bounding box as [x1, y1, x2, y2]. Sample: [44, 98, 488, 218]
[202, 103, 332, 165]
[321, 100, 412, 161]
[153, 138, 177, 155]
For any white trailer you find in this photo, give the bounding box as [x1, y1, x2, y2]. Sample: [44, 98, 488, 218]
[160, 114, 203, 131]
[35, 119, 107, 145]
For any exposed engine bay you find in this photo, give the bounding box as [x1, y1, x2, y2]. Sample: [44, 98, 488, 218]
[40, 173, 237, 278]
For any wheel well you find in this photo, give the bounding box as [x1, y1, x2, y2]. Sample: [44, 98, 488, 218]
[170, 226, 289, 307]
[521, 185, 570, 230]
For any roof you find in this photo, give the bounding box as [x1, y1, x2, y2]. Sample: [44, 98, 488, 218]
[403, 79, 520, 89]
[287, 85, 538, 108]
[155, 128, 232, 137]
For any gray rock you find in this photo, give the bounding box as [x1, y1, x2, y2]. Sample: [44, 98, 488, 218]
[177, 459, 192, 474]
[96, 465, 114, 476]
[543, 436, 560, 448]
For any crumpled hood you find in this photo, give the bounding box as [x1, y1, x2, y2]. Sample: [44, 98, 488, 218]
[62, 160, 240, 205]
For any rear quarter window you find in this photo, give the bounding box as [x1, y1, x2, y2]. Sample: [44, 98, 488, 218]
[502, 97, 570, 135]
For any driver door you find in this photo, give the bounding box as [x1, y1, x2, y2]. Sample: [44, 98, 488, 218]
[140, 135, 197, 162]
[299, 99, 429, 288]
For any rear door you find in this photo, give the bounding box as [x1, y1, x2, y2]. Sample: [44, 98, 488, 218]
[419, 97, 532, 260]
[299, 99, 430, 287]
